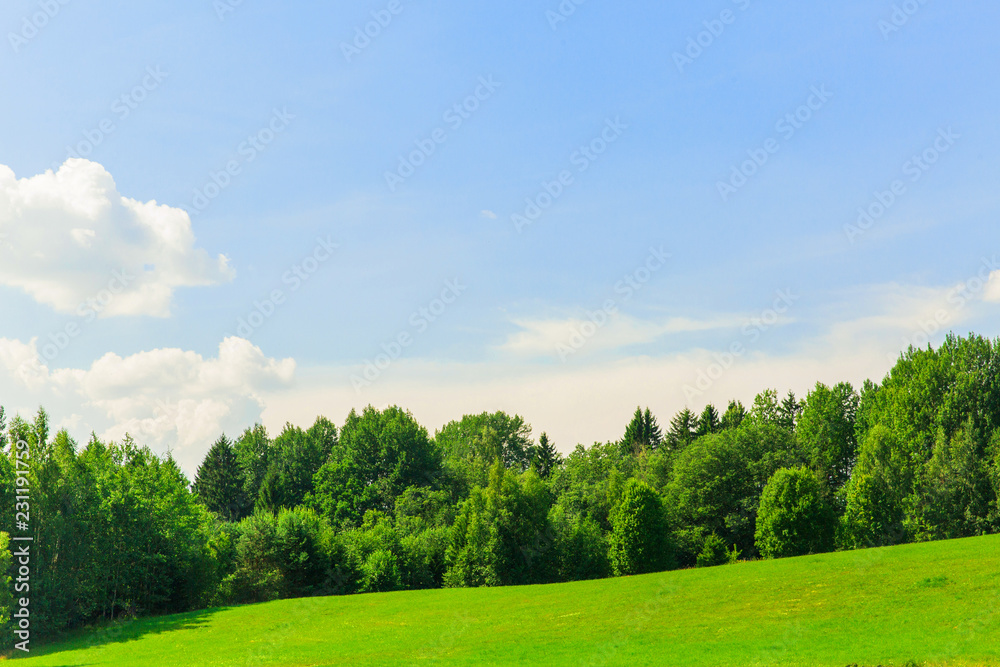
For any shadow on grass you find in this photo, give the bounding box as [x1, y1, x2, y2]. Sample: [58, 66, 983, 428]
[7, 606, 233, 662]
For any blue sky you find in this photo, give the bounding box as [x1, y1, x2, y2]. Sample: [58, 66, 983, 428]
[2, 0, 1000, 473]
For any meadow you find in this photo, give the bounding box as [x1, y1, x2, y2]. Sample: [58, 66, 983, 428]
[11, 533, 999, 666]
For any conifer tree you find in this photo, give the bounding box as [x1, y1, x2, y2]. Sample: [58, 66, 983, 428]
[193, 435, 250, 521]
[532, 432, 562, 479]
[667, 408, 697, 450]
[697, 404, 721, 436]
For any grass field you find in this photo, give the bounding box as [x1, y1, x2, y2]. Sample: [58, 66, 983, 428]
[10, 534, 1000, 666]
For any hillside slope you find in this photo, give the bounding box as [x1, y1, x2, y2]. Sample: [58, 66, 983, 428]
[13, 534, 1000, 666]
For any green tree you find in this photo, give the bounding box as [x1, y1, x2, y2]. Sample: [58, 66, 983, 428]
[194, 435, 250, 521]
[696, 404, 721, 437]
[547, 442, 632, 537]
[666, 408, 697, 450]
[257, 417, 337, 512]
[275, 507, 330, 597]
[749, 389, 782, 427]
[720, 400, 747, 430]
[696, 533, 731, 568]
[778, 391, 803, 430]
[532, 432, 562, 479]
[905, 421, 997, 541]
[312, 407, 439, 526]
[797, 382, 859, 491]
[755, 467, 836, 559]
[841, 425, 912, 548]
[234, 423, 271, 504]
[608, 479, 671, 576]
[444, 463, 552, 587]
[548, 505, 610, 582]
[435, 411, 535, 472]
[621, 407, 663, 455]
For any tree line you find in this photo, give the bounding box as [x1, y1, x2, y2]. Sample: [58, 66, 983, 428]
[2, 332, 1000, 642]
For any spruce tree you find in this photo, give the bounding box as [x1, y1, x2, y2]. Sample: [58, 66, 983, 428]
[532, 432, 561, 479]
[643, 408, 663, 450]
[620, 407, 663, 455]
[778, 390, 804, 431]
[193, 435, 250, 521]
[697, 404, 721, 436]
[667, 408, 697, 450]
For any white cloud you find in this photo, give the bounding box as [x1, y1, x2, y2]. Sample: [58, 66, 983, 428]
[0, 159, 234, 317]
[0, 336, 294, 474]
[480, 210, 497, 219]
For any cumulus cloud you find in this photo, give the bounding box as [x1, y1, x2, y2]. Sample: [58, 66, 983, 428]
[0, 337, 294, 474]
[0, 159, 234, 317]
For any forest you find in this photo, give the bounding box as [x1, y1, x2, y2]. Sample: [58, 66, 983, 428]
[2, 332, 999, 642]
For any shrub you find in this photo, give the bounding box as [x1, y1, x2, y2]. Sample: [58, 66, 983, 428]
[755, 467, 836, 559]
[696, 533, 729, 568]
[608, 479, 672, 576]
[361, 549, 402, 593]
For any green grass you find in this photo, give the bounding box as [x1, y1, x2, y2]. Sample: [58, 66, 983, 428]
[11, 534, 1000, 666]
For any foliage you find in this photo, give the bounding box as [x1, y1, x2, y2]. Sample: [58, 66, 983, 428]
[443, 463, 552, 587]
[532, 432, 562, 479]
[435, 411, 534, 473]
[665, 423, 802, 563]
[6, 332, 1000, 646]
[720, 400, 747, 430]
[620, 407, 663, 455]
[0, 532, 12, 628]
[193, 435, 250, 522]
[608, 479, 671, 576]
[311, 406, 438, 526]
[696, 404, 721, 437]
[797, 382, 859, 491]
[755, 467, 836, 559]
[666, 408, 697, 450]
[695, 533, 729, 568]
[258, 418, 337, 512]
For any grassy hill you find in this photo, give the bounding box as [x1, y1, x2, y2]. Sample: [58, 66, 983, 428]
[11, 534, 1000, 666]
